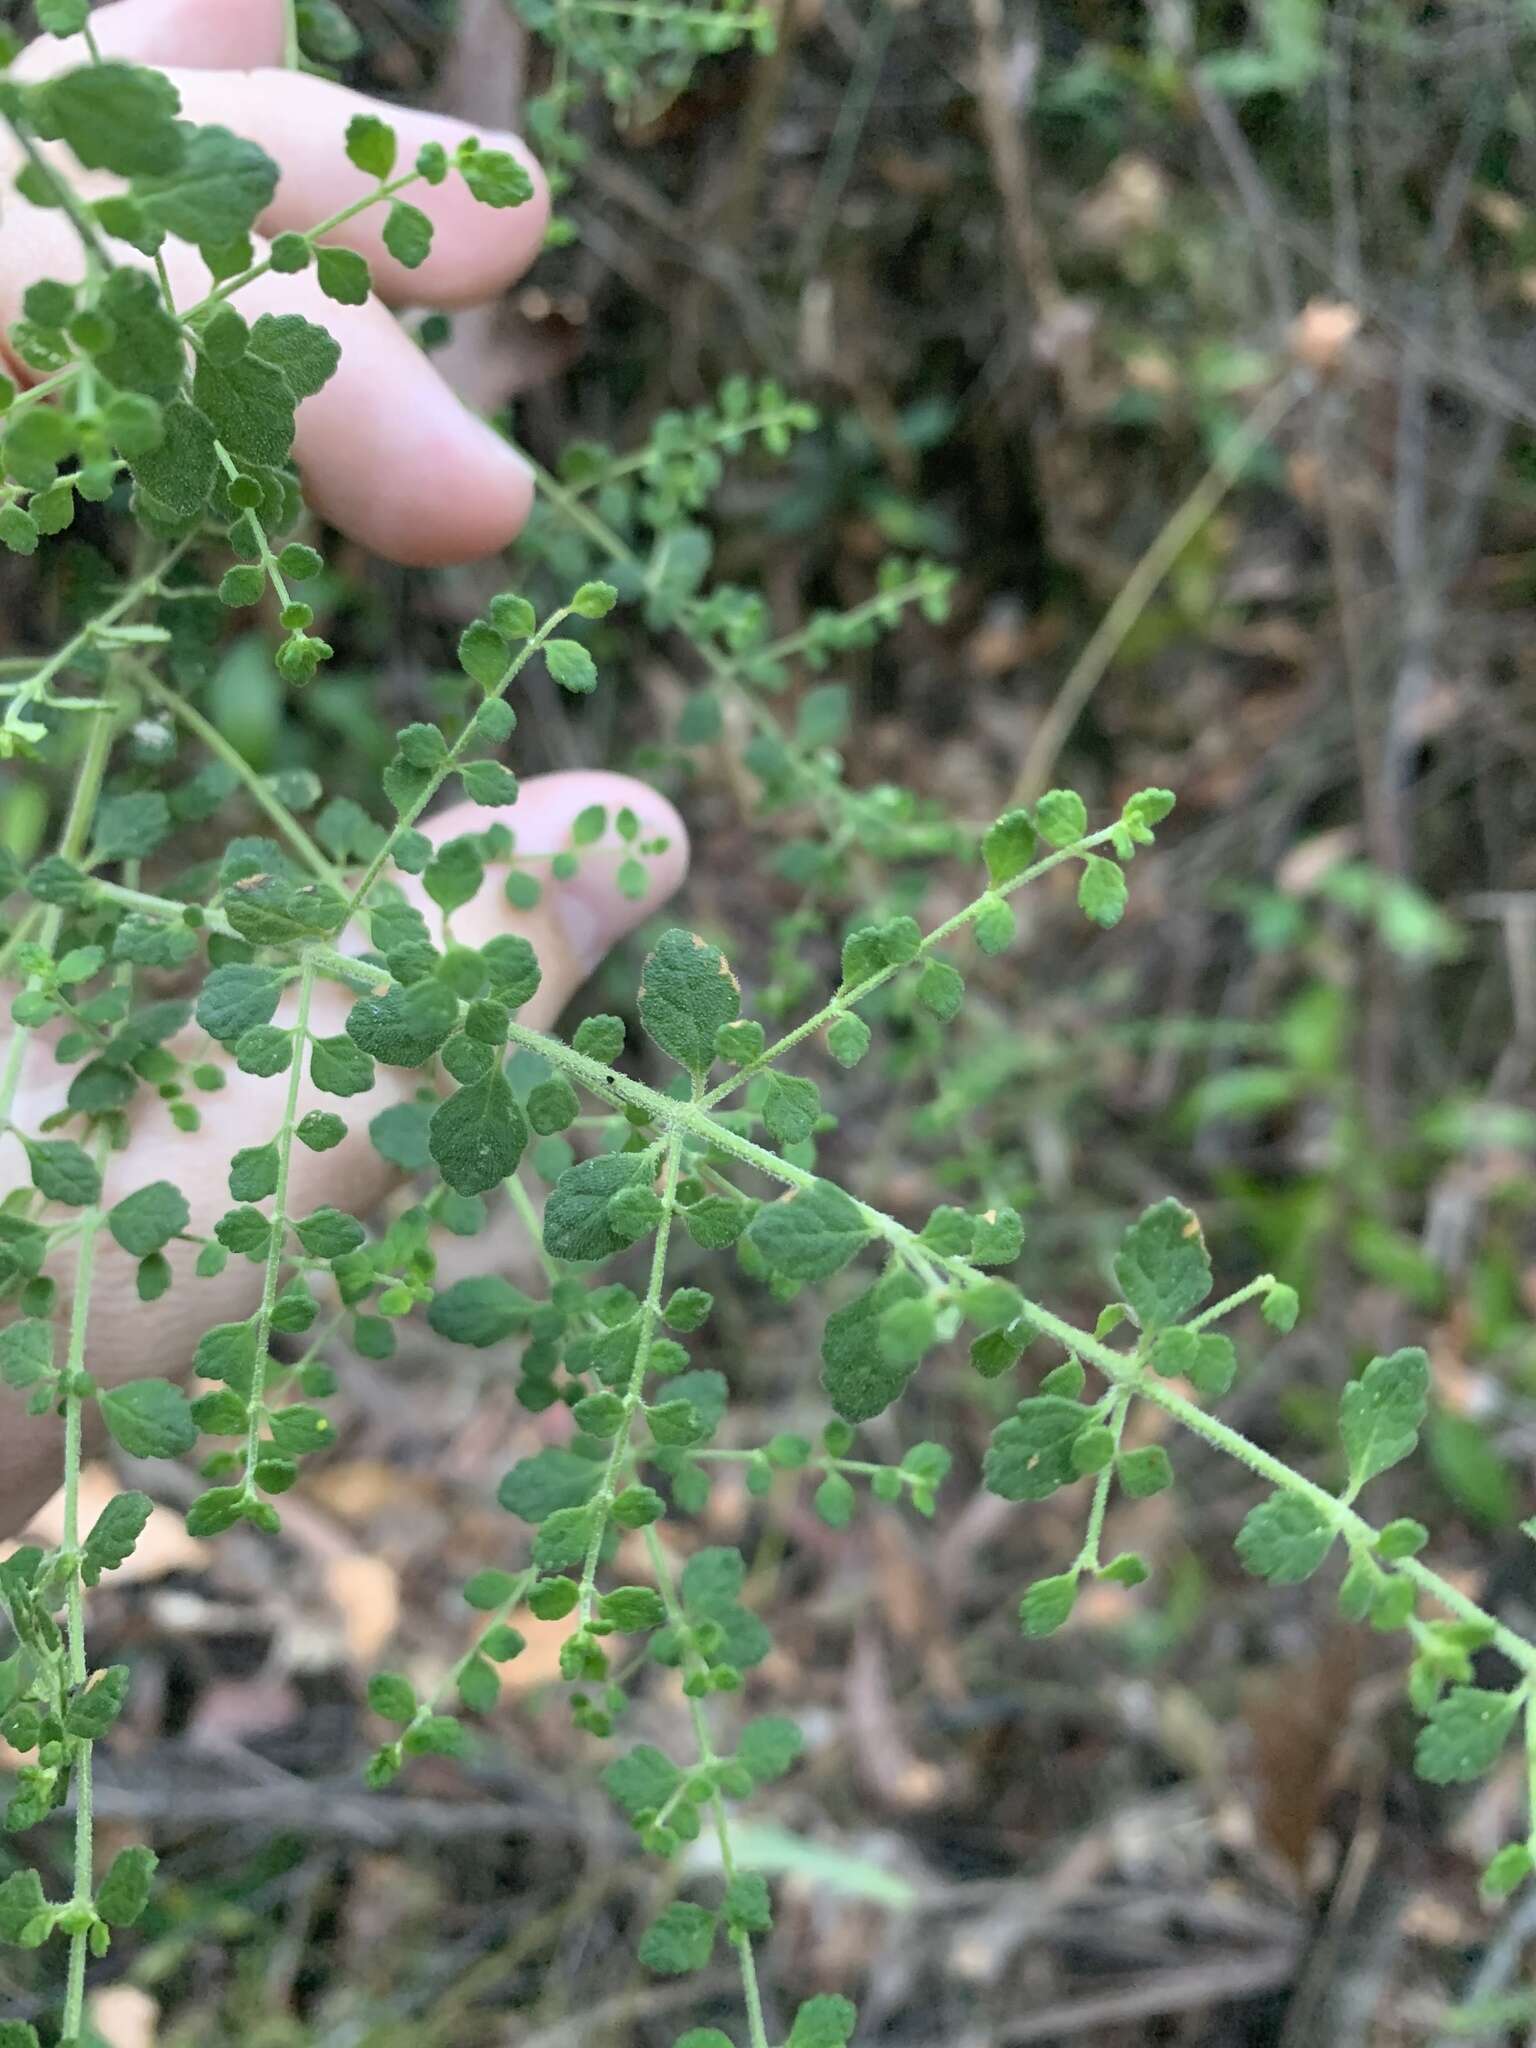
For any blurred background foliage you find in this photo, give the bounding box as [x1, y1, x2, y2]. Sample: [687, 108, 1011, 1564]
[5, 0, 1536, 2042]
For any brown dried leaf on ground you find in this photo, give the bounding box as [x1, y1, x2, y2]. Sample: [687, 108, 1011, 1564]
[1240, 1630, 1365, 1881]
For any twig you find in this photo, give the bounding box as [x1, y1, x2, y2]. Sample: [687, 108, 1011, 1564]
[966, 0, 1058, 324]
[85, 1773, 614, 1844]
[995, 1948, 1300, 2042]
[1324, 0, 1362, 300]
[1010, 373, 1305, 805]
[1147, 0, 1295, 333]
[520, 1971, 741, 2048]
[794, 0, 895, 279]
[1429, 1886, 1536, 2048]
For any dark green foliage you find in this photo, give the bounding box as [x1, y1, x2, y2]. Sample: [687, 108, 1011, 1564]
[81, 1493, 153, 1586]
[1019, 1573, 1077, 1638]
[429, 1276, 535, 1346]
[640, 928, 741, 1074]
[748, 1179, 870, 1280]
[499, 1449, 603, 1523]
[346, 980, 459, 1066]
[429, 1074, 527, 1194]
[639, 1901, 716, 1974]
[543, 1152, 651, 1261]
[95, 1846, 157, 1927]
[1235, 1493, 1336, 1584]
[1339, 1348, 1429, 1489]
[820, 1270, 924, 1422]
[1113, 1200, 1212, 1331]
[1415, 1688, 1520, 1784]
[98, 1379, 197, 1459]
[984, 1396, 1094, 1503]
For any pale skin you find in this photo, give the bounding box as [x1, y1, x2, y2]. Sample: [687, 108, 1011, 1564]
[0, 0, 690, 1531]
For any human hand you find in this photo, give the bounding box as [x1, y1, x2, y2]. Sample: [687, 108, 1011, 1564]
[0, 0, 689, 1532]
[5, 0, 548, 564]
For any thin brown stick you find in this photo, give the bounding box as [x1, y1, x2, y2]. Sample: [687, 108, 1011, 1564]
[1010, 373, 1305, 806]
[967, 0, 1059, 323]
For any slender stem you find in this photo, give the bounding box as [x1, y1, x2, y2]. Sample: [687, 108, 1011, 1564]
[282, 0, 302, 67]
[154, 249, 177, 315]
[198, 168, 428, 312]
[384, 1570, 538, 1771]
[1129, 1367, 1536, 1676]
[1010, 374, 1305, 805]
[344, 606, 573, 918]
[35, 698, 126, 2035]
[3, 549, 187, 741]
[1188, 1274, 1274, 1333]
[505, 1173, 562, 1288]
[216, 441, 294, 612]
[0, 359, 86, 427]
[529, 446, 943, 691]
[491, 1014, 1536, 1677]
[741, 571, 946, 678]
[0, 1008, 35, 1139]
[5, 118, 112, 272]
[88, 876, 241, 941]
[0, 701, 120, 1133]
[241, 958, 317, 1497]
[642, 1525, 770, 2048]
[794, 0, 892, 278]
[57, 698, 122, 852]
[697, 823, 1124, 1110]
[1074, 1389, 1131, 1574]
[309, 782, 1536, 1705]
[562, 403, 811, 497]
[577, 1132, 684, 1620]
[522, 449, 939, 837]
[123, 656, 341, 887]
[59, 1150, 105, 2039]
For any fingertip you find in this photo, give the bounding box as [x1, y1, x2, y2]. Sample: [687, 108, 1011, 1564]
[247, 268, 536, 564]
[384, 130, 551, 309]
[344, 407, 535, 567]
[176, 71, 552, 309]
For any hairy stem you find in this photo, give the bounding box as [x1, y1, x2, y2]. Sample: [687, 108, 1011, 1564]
[0, 699, 120, 1132]
[241, 956, 318, 1498]
[698, 822, 1124, 1108]
[2, 546, 188, 740]
[1074, 1388, 1131, 1575]
[522, 448, 939, 838]
[562, 400, 811, 497]
[344, 605, 574, 918]
[643, 1524, 770, 2048]
[578, 1132, 684, 1621]
[201, 167, 429, 311]
[58, 1165, 103, 2040]
[121, 654, 341, 887]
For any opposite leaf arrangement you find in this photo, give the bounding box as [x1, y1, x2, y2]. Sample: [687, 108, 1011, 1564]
[0, 12, 1534, 2048]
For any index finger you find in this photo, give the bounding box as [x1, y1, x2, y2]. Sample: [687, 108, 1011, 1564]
[173, 69, 551, 310]
[17, 0, 287, 74]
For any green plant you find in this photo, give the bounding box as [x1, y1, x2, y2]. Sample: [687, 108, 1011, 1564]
[1, 10, 1535, 2048]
